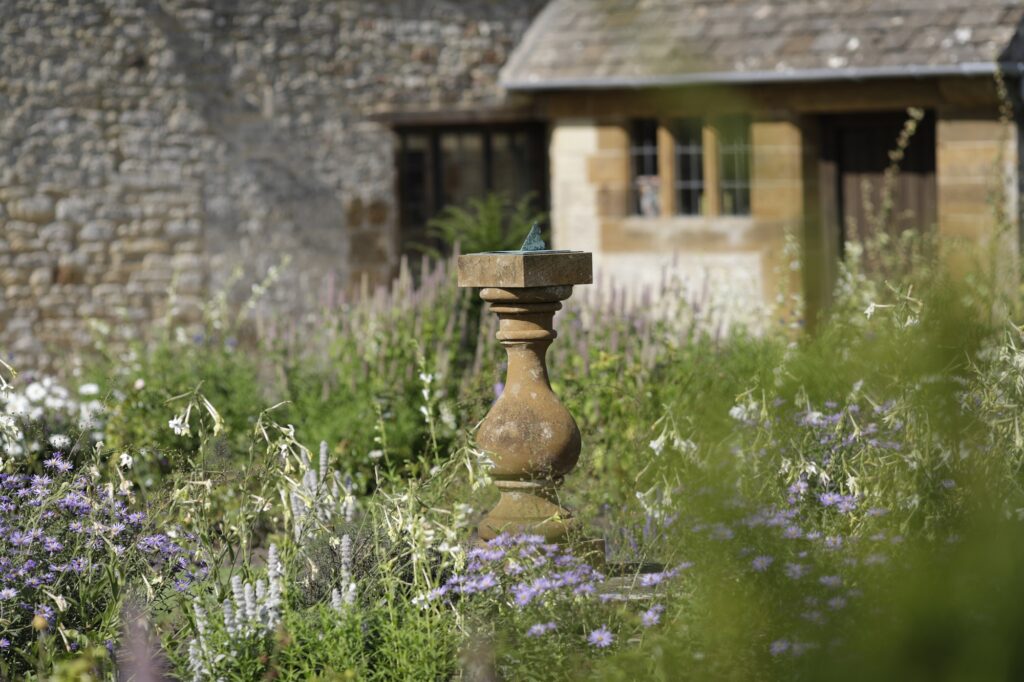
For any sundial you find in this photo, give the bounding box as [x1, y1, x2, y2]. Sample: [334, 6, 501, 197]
[455, 223, 595, 552]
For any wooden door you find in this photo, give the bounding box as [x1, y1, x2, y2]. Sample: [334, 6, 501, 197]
[819, 111, 937, 256]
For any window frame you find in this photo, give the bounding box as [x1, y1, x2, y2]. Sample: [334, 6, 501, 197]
[628, 118, 661, 217]
[670, 118, 705, 217]
[395, 122, 548, 249]
[715, 115, 753, 217]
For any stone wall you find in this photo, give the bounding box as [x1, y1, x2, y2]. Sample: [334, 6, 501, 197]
[0, 0, 543, 369]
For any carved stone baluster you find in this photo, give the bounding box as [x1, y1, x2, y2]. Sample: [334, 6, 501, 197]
[457, 227, 593, 543]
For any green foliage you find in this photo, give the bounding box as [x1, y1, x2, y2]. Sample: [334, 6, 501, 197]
[422, 192, 545, 255]
[7, 101, 1024, 680]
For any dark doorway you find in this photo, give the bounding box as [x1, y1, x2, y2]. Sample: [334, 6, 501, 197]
[819, 111, 937, 257]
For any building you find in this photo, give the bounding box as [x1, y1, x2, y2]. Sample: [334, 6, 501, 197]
[495, 0, 1024, 322]
[0, 0, 545, 367]
[2, 0, 1023, 366]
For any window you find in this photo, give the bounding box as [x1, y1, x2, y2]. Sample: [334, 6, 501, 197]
[717, 115, 751, 216]
[629, 119, 660, 217]
[396, 124, 547, 252]
[672, 119, 704, 216]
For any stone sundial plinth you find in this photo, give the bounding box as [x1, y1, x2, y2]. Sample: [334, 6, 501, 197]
[457, 225, 595, 546]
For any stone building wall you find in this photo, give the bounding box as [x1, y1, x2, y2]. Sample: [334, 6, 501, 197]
[0, 0, 543, 369]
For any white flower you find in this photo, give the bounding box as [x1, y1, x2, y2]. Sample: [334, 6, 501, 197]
[368, 449, 384, 461]
[649, 431, 667, 456]
[864, 303, 876, 319]
[25, 382, 45, 402]
[133, 378, 145, 391]
[48, 434, 71, 449]
[78, 383, 99, 396]
[119, 452, 134, 469]
[168, 415, 189, 436]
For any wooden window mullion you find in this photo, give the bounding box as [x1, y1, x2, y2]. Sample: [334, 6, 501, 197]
[703, 125, 720, 217]
[657, 122, 676, 217]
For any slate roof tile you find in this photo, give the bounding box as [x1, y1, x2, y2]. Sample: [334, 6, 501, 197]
[501, 0, 1024, 88]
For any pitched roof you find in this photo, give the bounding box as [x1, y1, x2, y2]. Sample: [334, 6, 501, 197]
[501, 0, 1024, 90]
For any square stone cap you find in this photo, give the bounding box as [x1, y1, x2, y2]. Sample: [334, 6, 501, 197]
[457, 250, 593, 288]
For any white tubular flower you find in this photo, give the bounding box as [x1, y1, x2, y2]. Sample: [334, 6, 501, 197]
[343, 581, 356, 606]
[267, 544, 281, 579]
[188, 639, 206, 681]
[302, 469, 317, 496]
[230, 575, 246, 627]
[222, 599, 237, 637]
[340, 534, 353, 584]
[319, 440, 329, 487]
[193, 603, 208, 641]
[331, 588, 343, 612]
[243, 582, 257, 625]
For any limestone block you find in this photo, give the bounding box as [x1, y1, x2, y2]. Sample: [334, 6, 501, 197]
[80, 220, 114, 241]
[40, 221, 74, 245]
[8, 196, 55, 223]
[122, 238, 170, 255]
[55, 196, 93, 224]
[175, 270, 203, 295]
[28, 267, 53, 287]
[167, 218, 200, 238]
[171, 252, 201, 270]
[458, 251, 593, 288]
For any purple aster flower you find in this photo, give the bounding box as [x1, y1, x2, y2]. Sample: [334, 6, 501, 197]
[824, 535, 843, 549]
[504, 560, 525, 576]
[827, 597, 847, 610]
[819, 575, 842, 588]
[43, 456, 73, 474]
[0, 638, 8, 650]
[34, 604, 54, 625]
[512, 583, 537, 607]
[641, 604, 664, 627]
[783, 525, 802, 539]
[819, 492, 842, 507]
[30, 475, 52, 489]
[43, 537, 62, 553]
[836, 496, 857, 514]
[573, 583, 596, 596]
[587, 626, 614, 648]
[784, 563, 808, 580]
[752, 555, 774, 572]
[0, 588, 16, 600]
[526, 621, 557, 637]
[770, 639, 789, 656]
[787, 480, 808, 496]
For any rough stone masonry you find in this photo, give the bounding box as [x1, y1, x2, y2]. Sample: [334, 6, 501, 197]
[0, 0, 543, 369]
